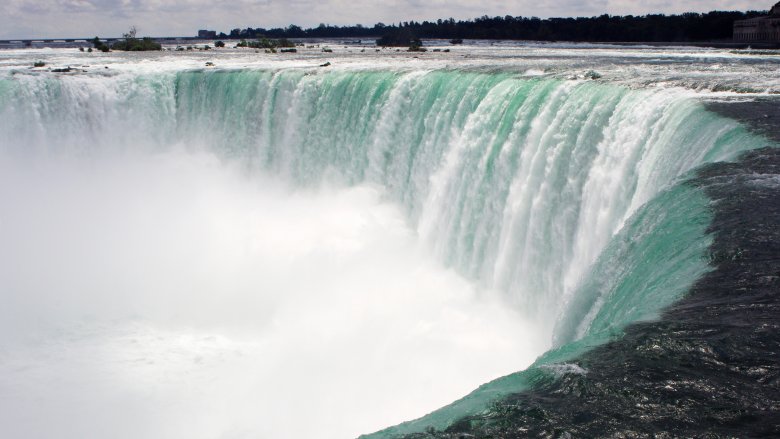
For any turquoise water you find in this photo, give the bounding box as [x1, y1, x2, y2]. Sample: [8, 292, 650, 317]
[0, 68, 772, 436]
[370, 182, 714, 436]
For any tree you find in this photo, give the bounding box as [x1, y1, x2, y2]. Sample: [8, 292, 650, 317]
[123, 26, 138, 40]
[91, 36, 110, 52]
[111, 26, 161, 51]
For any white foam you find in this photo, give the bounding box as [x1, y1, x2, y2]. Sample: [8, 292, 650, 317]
[0, 149, 545, 439]
[2, 44, 779, 93]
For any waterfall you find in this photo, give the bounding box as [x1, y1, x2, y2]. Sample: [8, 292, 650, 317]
[0, 68, 771, 437]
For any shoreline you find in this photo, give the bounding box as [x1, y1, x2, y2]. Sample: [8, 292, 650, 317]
[2, 38, 778, 51]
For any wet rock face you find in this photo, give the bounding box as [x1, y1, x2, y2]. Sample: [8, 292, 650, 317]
[403, 148, 780, 439]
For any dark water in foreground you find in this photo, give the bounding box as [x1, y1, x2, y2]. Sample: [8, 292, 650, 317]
[396, 140, 780, 437]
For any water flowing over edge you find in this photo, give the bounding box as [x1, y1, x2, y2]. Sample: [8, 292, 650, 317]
[388, 147, 780, 438]
[0, 68, 773, 436]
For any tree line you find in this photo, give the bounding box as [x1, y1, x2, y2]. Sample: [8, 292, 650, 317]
[216, 10, 768, 43]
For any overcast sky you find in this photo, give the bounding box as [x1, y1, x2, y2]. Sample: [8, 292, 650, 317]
[0, 0, 773, 39]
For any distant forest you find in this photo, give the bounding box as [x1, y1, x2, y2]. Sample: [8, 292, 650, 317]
[217, 10, 767, 43]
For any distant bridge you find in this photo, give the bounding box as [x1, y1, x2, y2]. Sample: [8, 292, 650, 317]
[0, 37, 200, 46]
[1, 39, 112, 43]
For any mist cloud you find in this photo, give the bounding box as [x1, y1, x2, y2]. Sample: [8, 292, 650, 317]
[0, 149, 545, 438]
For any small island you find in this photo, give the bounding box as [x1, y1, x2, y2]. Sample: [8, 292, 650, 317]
[92, 27, 161, 52]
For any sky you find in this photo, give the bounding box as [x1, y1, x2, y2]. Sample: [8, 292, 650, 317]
[0, 0, 773, 39]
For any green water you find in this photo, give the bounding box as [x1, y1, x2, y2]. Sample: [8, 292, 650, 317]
[0, 68, 771, 435]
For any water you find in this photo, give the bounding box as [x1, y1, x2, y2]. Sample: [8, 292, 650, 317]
[0, 43, 777, 438]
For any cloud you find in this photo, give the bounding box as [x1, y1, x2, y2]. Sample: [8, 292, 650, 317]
[0, 0, 772, 39]
[604, 0, 769, 15]
[57, 0, 97, 12]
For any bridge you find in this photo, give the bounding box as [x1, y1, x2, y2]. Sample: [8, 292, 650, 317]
[0, 37, 200, 46]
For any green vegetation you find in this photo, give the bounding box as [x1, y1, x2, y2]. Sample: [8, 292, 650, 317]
[91, 37, 110, 52]
[214, 40, 225, 47]
[236, 37, 295, 49]
[408, 39, 426, 51]
[376, 29, 420, 47]
[111, 37, 161, 51]
[376, 29, 426, 51]
[217, 10, 767, 43]
[275, 38, 295, 48]
[111, 26, 162, 52]
[111, 27, 161, 51]
[33, 61, 45, 67]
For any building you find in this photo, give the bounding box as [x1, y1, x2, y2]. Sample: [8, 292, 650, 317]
[733, 2, 780, 42]
[198, 30, 217, 39]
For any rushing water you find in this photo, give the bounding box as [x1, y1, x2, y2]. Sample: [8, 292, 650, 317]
[0, 43, 777, 438]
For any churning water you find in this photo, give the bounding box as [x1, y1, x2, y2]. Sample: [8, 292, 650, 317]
[0, 43, 777, 438]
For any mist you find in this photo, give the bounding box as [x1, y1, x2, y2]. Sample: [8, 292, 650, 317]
[0, 148, 546, 439]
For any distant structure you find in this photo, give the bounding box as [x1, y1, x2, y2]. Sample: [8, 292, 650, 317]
[198, 30, 217, 39]
[733, 2, 780, 42]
